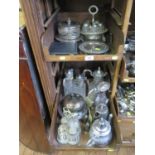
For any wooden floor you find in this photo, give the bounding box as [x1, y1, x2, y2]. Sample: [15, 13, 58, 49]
[20, 142, 135, 155]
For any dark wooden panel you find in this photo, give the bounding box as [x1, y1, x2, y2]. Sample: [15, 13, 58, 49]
[20, 0, 57, 114]
[19, 27, 51, 153]
[19, 60, 50, 153]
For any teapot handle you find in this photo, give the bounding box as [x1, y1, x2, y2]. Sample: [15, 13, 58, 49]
[83, 69, 93, 78]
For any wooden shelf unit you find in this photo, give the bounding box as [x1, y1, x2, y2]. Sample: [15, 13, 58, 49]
[20, 0, 135, 152]
[113, 97, 135, 146]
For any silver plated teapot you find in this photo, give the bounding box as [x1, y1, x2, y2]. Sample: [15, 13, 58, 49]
[87, 117, 113, 147]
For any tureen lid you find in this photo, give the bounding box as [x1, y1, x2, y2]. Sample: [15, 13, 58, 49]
[63, 93, 85, 111]
[91, 118, 111, 137]
[97, 81, 110, 92]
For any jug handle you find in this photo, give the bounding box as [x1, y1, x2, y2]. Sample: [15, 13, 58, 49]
[83, 69, 93, 78]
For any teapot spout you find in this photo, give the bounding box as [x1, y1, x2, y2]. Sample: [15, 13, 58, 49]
[87, 139, 95, 147]
[108, 114, 113, 123]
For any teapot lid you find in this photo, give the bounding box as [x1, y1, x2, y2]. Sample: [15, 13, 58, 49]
[91, 118, 111, 136]
[97, 81, 110, 92]
[93, 67, 104, 78]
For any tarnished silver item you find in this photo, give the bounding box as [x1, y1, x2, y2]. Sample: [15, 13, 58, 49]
[56, 18, 81, 42]
[125, 33, 135, 52]
[117, 85, 135, 117]
[87, 117, 112, 146]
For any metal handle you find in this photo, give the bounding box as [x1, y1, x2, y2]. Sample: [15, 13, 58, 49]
[88, 5, 99, 23]
[83, 69, 93, 77]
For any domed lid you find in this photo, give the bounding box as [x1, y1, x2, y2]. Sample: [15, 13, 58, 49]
[63, 93, 85, 111]
[97, 81, 110, 92]
[93, 67, 104, 79]
[58, 18, 80, 28]
[91, 118, 111, 137]
[95, 104, 109, 114]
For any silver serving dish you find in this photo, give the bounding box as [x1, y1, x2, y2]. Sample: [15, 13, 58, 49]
[79, 41, 109, 54]
[57, 18, 80, 42]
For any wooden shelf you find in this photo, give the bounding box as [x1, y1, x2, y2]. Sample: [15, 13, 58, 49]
[112, 97, 135, 146]
[44, 52, 122, 62]
[120, 56, 135, 83]
[41, 12, 124, 63]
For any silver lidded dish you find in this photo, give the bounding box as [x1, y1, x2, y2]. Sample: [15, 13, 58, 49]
[56, 18, 81, 42]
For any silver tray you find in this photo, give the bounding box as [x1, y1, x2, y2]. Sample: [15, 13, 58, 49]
[79, 41, 109, 54]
